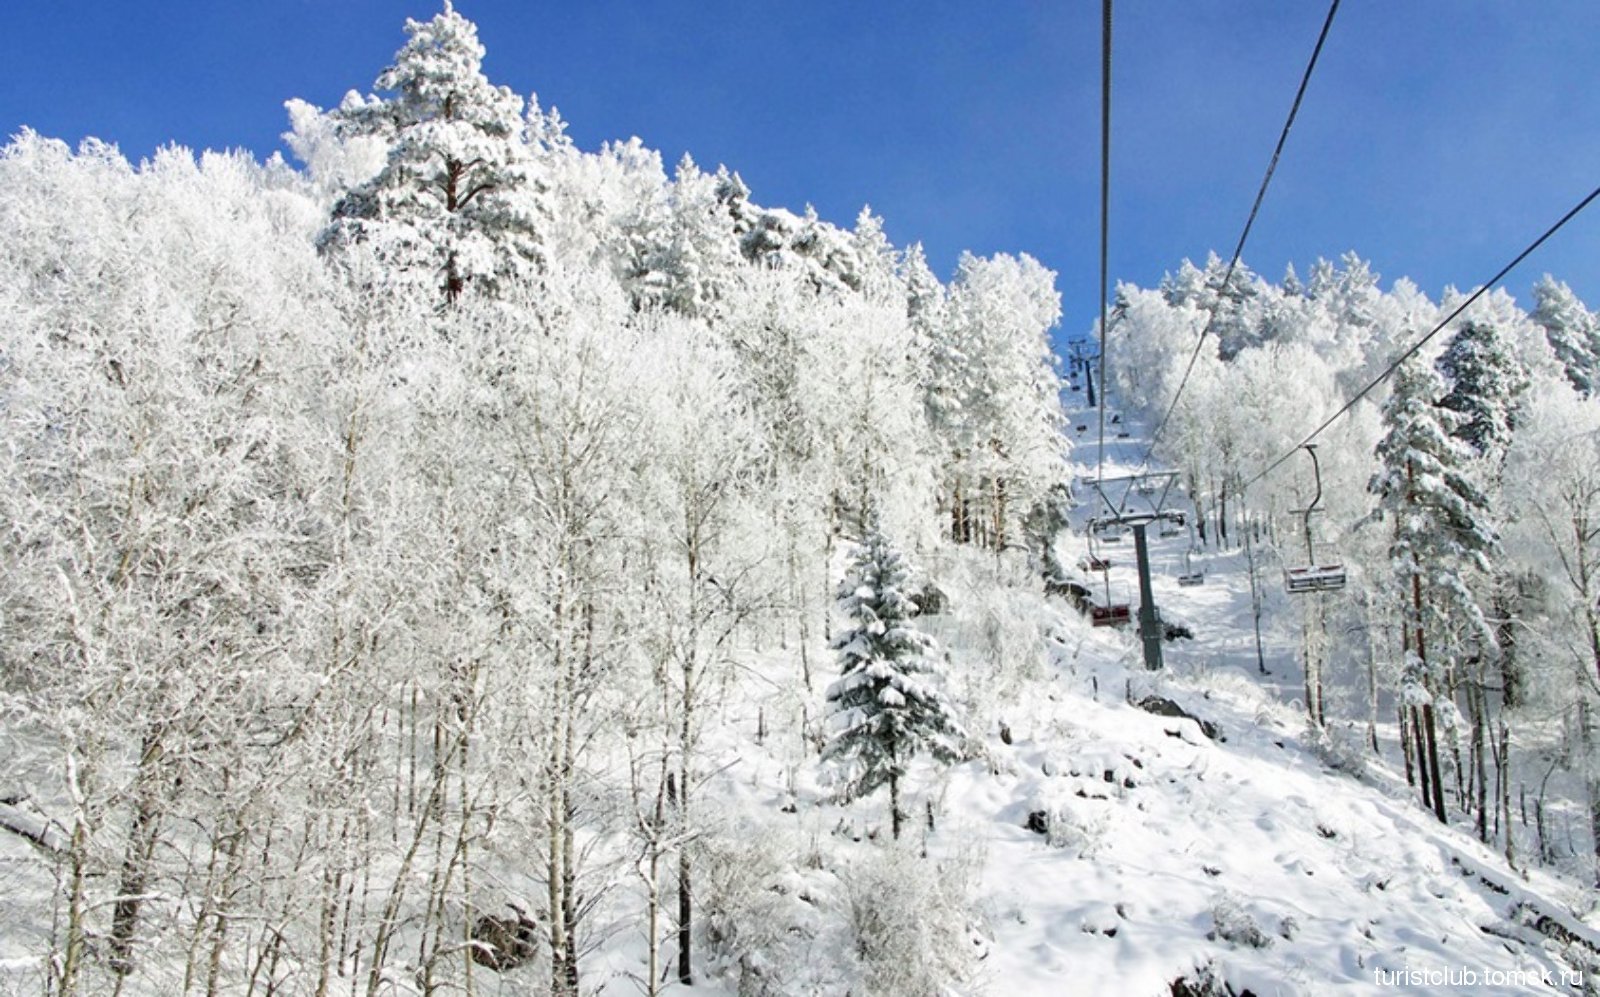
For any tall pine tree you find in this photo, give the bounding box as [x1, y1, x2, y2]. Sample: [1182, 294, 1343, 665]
[823, 517, 965, 840]
[1437, 316, 1528, 461]
[1370, 354, 1496, 823]
[1531, 274, 1600, 397]
[320, 2, 544, 303]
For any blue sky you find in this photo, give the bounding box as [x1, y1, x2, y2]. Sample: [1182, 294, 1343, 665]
[5, 2, 1597, 338]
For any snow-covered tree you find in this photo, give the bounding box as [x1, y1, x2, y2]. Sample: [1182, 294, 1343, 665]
[1437, 311, 1528, 461]
[933, 252, 1066, 548]
[1531, 274, 1600, 397]
[1504, 382, 1600, 879]
[317, 2, 543, 303]
[823, 519, 965, 840]
[1370, 352, 1496, 822]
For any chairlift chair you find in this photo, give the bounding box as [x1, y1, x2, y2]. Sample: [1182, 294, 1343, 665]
[1091, 603, 1133, 627]
[1284, 564, 1347, 594]
[1093, 520, 1125, 544]
[1177, 549, 1204, 587]
[1283, 444, 1347, 595]
[1089, 578, 1132, 627]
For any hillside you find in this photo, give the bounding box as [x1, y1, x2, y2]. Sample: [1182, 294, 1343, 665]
[5, 6, 1600, 996]
[612, 395, 1600, 996]
[12, 404, 1598, 997]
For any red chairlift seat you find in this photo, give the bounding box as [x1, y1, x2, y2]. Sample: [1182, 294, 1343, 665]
[1078, 554, 1110, 572]
[1090, 603, 1132, 627]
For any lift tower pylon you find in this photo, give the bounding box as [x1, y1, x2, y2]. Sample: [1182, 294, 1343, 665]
[1084, 471, 1180, 671]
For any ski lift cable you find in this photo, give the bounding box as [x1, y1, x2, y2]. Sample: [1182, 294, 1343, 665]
[1095, 0, 1113, 483]
[1138, 0, 1342, 468]
[1243, 181, 1600, 491]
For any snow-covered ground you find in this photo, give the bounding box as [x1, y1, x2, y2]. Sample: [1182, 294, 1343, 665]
[5, 395, 1598, 996]
[662, 396, 1600, 995]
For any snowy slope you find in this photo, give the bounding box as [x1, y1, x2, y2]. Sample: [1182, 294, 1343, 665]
[931, 393, 1596, 995]
[662, 396, 1600, 996]
[5, 399, 1598, 997]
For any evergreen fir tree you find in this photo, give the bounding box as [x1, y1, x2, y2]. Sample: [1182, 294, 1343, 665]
[1437, 317, 1528, 460]
[1531, 274, 1600, 397]
[823, 517, 965, 840]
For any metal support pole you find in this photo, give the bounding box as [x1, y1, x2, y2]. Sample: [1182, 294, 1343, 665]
[1132, 522, 1163, 671]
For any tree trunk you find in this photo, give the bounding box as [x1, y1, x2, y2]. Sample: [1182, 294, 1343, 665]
[676, 632, 695, 987]
[1423, 703, 1448, 824]
[889, 770, 903, 841]
[1399, 707, 1415, 787]
[58, 759, 91, 997]
[110, 726, 167, 979]
[1470, 681, 1489, 843]
[1414, 707, 1440, 806]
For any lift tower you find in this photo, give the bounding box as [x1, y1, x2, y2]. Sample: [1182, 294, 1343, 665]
[1084, 472, 1182, 671]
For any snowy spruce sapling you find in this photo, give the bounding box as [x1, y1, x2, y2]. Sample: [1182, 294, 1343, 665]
[823, 516, 966, 840]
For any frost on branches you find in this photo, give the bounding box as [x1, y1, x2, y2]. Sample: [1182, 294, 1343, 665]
[318, 1, 544, 303]
[822, 517, 966, 840]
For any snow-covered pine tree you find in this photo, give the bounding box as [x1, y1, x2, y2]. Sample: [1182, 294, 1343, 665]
[1437, 315, 1528, 461]
[823, 517, 965, 840]
[1531, 274, 1600, 397]
[1434, 311, 1526, 839]
[1370, 353, 1497, 822]
[319, 2, 542, 303]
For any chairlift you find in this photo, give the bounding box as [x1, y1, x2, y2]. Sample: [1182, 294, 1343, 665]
[1177, 549, 1204, 587]
[1089, 577, 1132, 627]
[1283, 444, 1346, 595]
[1091, 603, 1133, 627]
[1092, 520, 1126, 544]
[1083, 519, 1112, 568]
